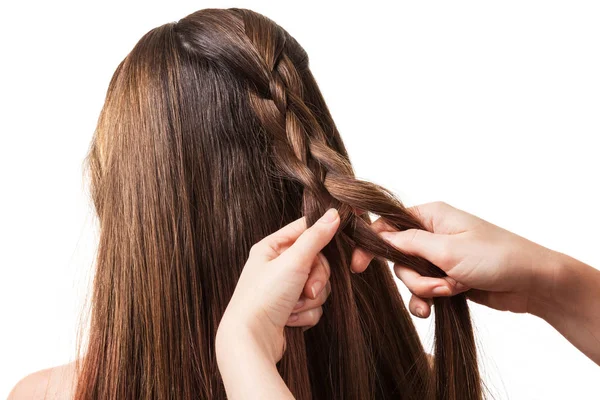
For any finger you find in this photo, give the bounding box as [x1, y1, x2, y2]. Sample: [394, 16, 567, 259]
[303, 253, 331, 299]
[295, 281, 331, 313]
[409, 294, 432, 318]
[350, 216, 394, 273]
[286, 306, 323, 328]
[394, 264, 453, 297]
[405, 202, 449, 232]
[253, 215, 308, 261]
[405, 201, 458, 233]
[275, 208, 340, 272]
[349, 247, 373, 274]
[444, 276, 470, 293]
[369, 215, 395, 233]
[394, 264, 469, 297]
[407, 201, 480, 234]
[380, 229, 451, 270]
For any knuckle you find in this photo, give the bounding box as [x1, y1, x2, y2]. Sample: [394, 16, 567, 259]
[436, 237, 454, 267]
[268, 234, 290, 255]
[444, 277, 459, 292]
[248, 242, 263, 257]
[432, 200, 449, 210]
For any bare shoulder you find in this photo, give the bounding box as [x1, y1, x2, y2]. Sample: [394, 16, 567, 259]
[8, 361, 77, 400]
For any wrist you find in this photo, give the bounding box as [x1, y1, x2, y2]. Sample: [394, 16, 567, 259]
[527, 248, 588, 321]
[216, 311, 279, 368]
[525, 250, 600, 365]
[526, 248, 565, 317]
[216, 315, 293, 399]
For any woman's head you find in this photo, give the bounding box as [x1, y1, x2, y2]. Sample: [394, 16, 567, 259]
[80, 8, 481, 399]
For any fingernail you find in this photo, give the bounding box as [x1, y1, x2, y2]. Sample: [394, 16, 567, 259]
[311, 281, 323, 298]
[294, 299, 305, 310]
[319, 208, 338, 223]
[415, 307, 425, 318]
[287, 313, 299, 323]
[432, 286, 451, 296]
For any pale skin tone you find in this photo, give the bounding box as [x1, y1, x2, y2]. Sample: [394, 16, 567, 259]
[9, 209, 339, 400]
[215, 208, 339, 399]
[9, 202, 600, 398]
[351, 201, 600, 366]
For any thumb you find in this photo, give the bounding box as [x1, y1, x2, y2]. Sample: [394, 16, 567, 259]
[274, 208, 340, 272]
[379, 228, 450, 270]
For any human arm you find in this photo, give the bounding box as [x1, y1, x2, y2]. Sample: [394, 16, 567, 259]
[350, 201, 600, 365]
[215, 324, 294, 399]
[526, 251, 600, 365]
[216, 208, 339, 399]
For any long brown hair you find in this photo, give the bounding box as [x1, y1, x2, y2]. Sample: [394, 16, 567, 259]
[76, 7, 481, 399]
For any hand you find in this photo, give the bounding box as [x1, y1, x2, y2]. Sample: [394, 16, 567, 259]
[350, 201, 557, 318]
[216, 208, 339, 365]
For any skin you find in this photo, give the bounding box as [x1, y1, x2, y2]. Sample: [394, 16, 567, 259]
[9, 210, 338, 400]
[215, 208, 339, 399]
[351, 201, 600, 366]
[8, 361, 76, 400]
[10, 202, 599, 398]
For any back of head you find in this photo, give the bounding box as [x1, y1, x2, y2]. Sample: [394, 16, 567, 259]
[79, 8, 481, 399]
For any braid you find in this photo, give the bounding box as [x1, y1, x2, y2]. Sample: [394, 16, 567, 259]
[233, 9, 448, 279]
[237, 13, 348, 219]
[232, 12, 373, 399]
[234, 9, 482, 400]
[175, 7, 482, 399]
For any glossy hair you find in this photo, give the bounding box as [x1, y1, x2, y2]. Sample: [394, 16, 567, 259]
[76, 7, 481, 399]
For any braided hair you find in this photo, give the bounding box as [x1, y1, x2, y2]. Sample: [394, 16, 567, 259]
[78, 7, 482, 400]
[225, 9, 481, 398]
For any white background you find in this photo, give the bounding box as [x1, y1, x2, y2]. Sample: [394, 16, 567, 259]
[1, 1, 598, 399]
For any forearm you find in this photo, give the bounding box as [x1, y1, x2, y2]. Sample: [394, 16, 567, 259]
[216, 326, 294, 399]
[529, 250, 600, 365]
